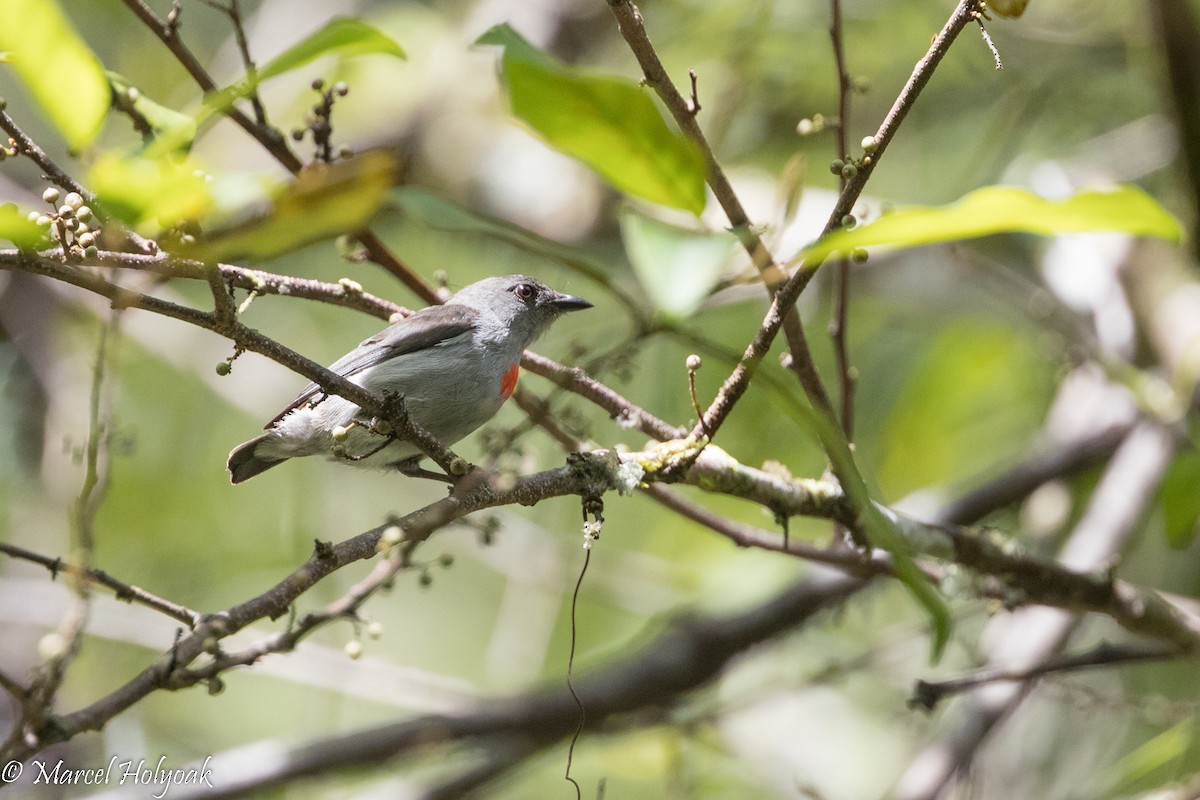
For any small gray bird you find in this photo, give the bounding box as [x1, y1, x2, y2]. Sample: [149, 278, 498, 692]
[227, 275, 591, 483]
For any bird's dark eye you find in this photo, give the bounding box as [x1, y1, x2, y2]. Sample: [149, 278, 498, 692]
[513, 282, 537, 302]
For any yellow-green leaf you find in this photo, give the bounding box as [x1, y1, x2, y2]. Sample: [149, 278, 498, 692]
[0, 204, 48, 249]
[0, 0, 109, 149]
[801, 185, 1184, 263]
[1100, 720, 1193, 797]
[184, 151, 398, 263]
[477, 24, 707, 215]
[88, 154, 213, 231]
[258, 17, 406, 82]
[204, 18, 405, 116]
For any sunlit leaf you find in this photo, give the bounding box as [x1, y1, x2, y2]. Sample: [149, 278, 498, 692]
[801, 185, 1184, 263]
[184, 151, 398, 263]
[107, 72, 197, 153]
[88, 154, 213, 230]
[1160, 451, 1200, 549]
[257, 17, 406, 82]
[0, 204, 48, 249]
[620, 209, 736, 320]
[204, 18, 405, 116]
[0, 0, 109, 149]
[477, 24, 707, 215]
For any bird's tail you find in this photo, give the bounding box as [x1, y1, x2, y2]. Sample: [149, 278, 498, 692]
[227, 434, 288, 484]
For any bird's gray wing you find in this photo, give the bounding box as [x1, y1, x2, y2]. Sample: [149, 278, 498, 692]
[267, 304, 478, 427]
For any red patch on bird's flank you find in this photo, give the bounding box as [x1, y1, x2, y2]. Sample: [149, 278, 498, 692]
[500, 364, 520, 400]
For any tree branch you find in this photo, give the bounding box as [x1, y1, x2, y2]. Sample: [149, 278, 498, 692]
[136, 573, 867, 799]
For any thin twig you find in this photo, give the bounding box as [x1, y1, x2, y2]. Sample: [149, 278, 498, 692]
[20, 314, 119, 745]
[829, 0, 857, 438]
[909, 642, 1181, 712]
[201, 0, 270, 125]
[0, 110, 155, 254]
[696, 0, 984, 440]
[605, 0, 836, 423]
[0, 543, 202, 626]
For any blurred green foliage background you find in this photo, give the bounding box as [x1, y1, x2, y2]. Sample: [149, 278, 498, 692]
[2, 0, 1199, 797]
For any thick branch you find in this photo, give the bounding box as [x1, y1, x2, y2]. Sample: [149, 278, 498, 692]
[147, 573, 866, 799]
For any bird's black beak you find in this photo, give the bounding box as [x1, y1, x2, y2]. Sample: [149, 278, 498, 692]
[548, 291, 593, 312]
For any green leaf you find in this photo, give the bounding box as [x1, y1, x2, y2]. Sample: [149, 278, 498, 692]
[0, 204, 48, 249]
[107, 72, 197, 153]
[256, 17, 406, 82]
[88, 154, 214, 231]
[1100, 719, 1193, 797]
[801, 185, 1185, 263]
[0, 0, 109, 150]
[620, 209, 736, 320]
[184, 151, 398, 263]
[204, 18, 405, 116]
[757, 367, 953, 661]
[477, 24, 707, 215]
[1160, 451, 1200, 548]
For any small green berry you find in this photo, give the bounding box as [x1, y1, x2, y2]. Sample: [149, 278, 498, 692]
[840, 163, 858, 180]
[311, 78, 325, 91]
[84, 245, 99, 259]
[438, 553, 454, 568]
[215, 361, 232, 376]
[418, 572, 433, 587]
[851, 248, 869, 264]
[829, 159, 845, 176]
[841, 214, 856, 229]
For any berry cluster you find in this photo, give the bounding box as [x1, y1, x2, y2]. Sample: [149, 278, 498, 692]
[31, 187, 100, 258]
[291, 78, 355, 163]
